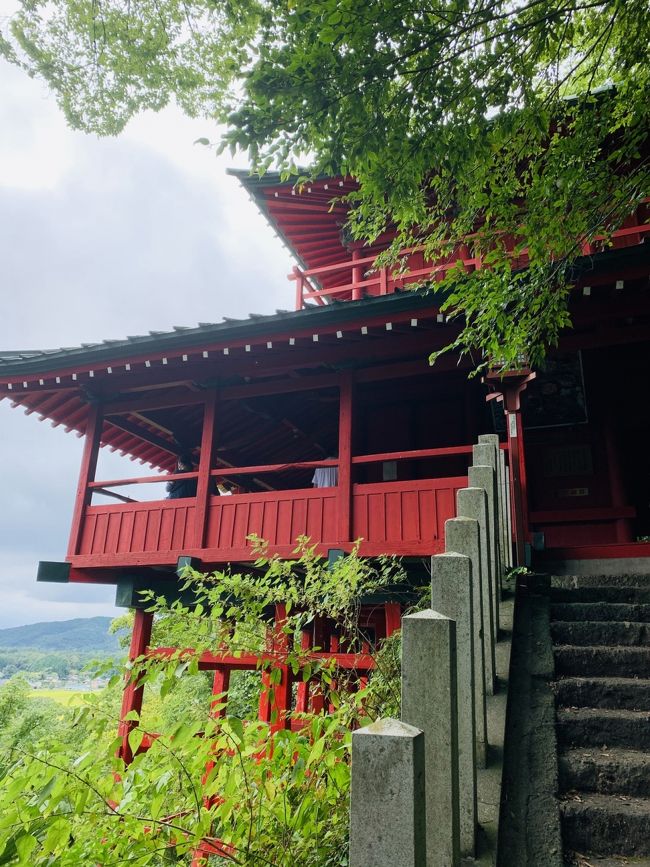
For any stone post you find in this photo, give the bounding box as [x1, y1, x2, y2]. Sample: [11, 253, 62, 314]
[504, 461, 513, 567]
[444, 518, 488, 769]
[473, 442, 501, 571]
[457, 487, 496, 696]
[402, 611, 461, 867]
[468, 463, 500, 637]
[431, 552, 477, 857]
[478, 433, 511, 569]
[350, 719, 427, 867]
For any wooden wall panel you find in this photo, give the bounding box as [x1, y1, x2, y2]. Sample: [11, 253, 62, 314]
[81, 501, 195, 557]
[206, 490, 338, 553]
[76, 480, 462, 564]
[352, 478, 466, 545]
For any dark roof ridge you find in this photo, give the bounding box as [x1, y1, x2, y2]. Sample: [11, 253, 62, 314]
[0, 291, 439, 377]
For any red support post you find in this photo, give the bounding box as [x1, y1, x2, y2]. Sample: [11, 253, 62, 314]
[351, 249, 362, 301]
[295, 627, 312, 714]
[194, 390, 218, 549]
[309, 617, 326, 713]
[337, 371, 354, 544]
[67, 400, 103, 557]
[328, 632, 340, 715]
[293, 266, 304, 310]
[269, 603, 292, 732]
[210, 667, 230, 719]
[118, 608, 154, 764]
[384, 602, 402, 638]
[507, 409, 529, 565]
[485, 369, 536, 566]
[379, 266, 388, 295]
[258, 604, 292, 731]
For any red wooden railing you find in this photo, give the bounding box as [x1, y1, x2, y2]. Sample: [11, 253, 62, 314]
[70, 446, 472, 566]
[290, 209, 650, 310]
[290, 245, 479, 309]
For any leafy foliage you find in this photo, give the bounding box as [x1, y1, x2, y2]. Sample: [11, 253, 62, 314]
[2, 0, 648, 367]
[0, 545, 408, 865]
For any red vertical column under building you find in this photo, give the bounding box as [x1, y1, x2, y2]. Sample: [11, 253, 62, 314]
[338, 370, 354, 545]
[118, 608, 154, 763]
[485, 370, 535, 567]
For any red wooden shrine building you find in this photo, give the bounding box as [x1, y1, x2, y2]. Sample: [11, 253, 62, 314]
[1, 171, 649, 751]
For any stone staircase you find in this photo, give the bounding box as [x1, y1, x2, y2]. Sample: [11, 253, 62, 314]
[550, 574, 650, 866]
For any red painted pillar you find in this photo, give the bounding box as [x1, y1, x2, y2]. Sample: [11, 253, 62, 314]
[384, 602, 402, 638]
[338, 371, 354, 545]
[270, 603, 291, 732]
[210, 667, 230, 719]
[379, 266, 388, 296]
[485, 370, 535, 567]
[295, 627, 312, 714]
[67, 400, 103, 557]
[293, 266, 304, 310]
[505, 407, 529, 566]
[258, 604, 292, 732]
[118, 608, 154, 763]
[351, 249, 362, 301]
[194, 389, 218, 549]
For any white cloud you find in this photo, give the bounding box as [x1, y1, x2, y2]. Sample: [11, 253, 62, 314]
[0, 51, 297, 628]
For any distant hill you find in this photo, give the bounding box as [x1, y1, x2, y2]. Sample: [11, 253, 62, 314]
[0, 617, 121, 654]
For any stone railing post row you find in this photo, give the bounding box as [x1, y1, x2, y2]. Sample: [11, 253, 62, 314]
[468, 462, 500, 639]
[349, 719, 427, 867]
[431, 552, 477, 858]
[472, 442, 502, 573]
[402, 610, 461, 867]
[444, 517, 488, 771]
[478, 434, 512, 570]
[457, 486, 497, 696]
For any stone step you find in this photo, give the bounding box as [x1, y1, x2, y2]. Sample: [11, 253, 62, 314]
[551, 588, 650, 605]
[551, 603, 650, 623]
[560, 792, 650, 857]
[554, 646, 650, 678]
[551, 621, 650, 647]
[559, 748, 650, 797]
[567, 857, 650, 866]
[554, 677, 650, 711]
[557, 708, 650, 751]
[553, 575, 650, 590]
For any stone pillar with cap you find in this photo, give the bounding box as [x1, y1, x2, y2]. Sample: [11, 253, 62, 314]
[457, 486, 496, 695]
[350, 718, 427, 867]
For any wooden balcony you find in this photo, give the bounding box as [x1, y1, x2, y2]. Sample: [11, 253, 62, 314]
[290, 209, 650, 310]
[68, 449, 470, 571]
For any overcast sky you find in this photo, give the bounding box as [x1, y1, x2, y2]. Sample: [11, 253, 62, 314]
[0, 49, 295, 628]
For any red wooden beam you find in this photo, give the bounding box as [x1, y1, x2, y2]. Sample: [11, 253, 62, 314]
[148, 647, 377, 673]
[118, 608, 154, 764]
[221, 372, 340, 401]
[209, 458, 338, 477]
[194, 390, 218, 548]
[338, 371, 354, 543]
[67, 401, 103, 558]
[104, 388, 207, 415]
[352, 445, 473, 464]
[87, 445, 470, 493]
